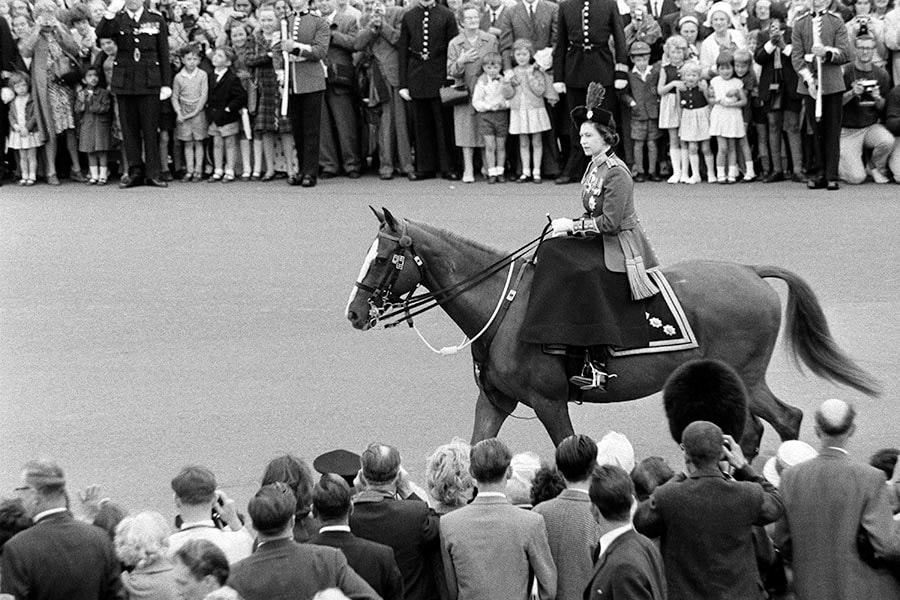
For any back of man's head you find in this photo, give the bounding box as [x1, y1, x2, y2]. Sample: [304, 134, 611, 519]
[171, 466, 217, 506]
[815, 399, 856, 438]
[682, 421, 724, 467]
[22, 460, 67, 500]
[361, 443, 401, 486]
[312, 474, 352, 522]
[248, 483, 297, 536]
[588, 464, 634, 522]
[555, 434, 598, 482]
[470, 438, 512, 484]
[174, 539, 230, 586]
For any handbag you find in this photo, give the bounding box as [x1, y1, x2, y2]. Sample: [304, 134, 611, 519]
[440, 83, 469, 106]
[327, 63, 356, 89]
[52, 51, 83, 86]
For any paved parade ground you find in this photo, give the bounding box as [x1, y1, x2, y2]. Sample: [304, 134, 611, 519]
[2, 178, 898, 516]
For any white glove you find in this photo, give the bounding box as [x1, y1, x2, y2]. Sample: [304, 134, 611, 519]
[550, 218, 575, 237]
[159, 86, 172, 101]
[399, 88, 411, 101]
[614, 79, 627, 90]
[553, 82, 566, 95]
[107, 0, 125, 14]
[0, 87, 13, 104]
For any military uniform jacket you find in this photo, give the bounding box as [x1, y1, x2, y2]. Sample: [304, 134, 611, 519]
[96, 9, 171, 95]
[554, 0, 626, 87]
[286, 12, 330, 95]
[790, 10, 850, 96]
[398, 3, 458, 98]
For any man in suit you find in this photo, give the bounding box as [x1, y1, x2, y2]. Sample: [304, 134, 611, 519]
[281, 0, 330, 187]
[96, 0, 171, 188]
[585, 464, 666, 600]
[634, 421, 784, 600]
[553, 0, 628, 183]
[1, 460, 121, 600]
[481, 0, 510, 39]
[349, 443, 441, 600]
[440, 438, 557, 600]
[319, 0, 362, 179]
[312, 474, 404, 600]
[773, 399, 900, 600]
[228, 483, 379, 600]
[791, 0, 850, 190]
[398, 0, 459, 180]
[532, 434, 600, 600]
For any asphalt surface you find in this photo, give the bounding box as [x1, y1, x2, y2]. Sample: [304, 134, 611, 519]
[1, 176, 898, 516]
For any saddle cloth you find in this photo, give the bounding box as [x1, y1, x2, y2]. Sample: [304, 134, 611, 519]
[542, 269, 698, 357]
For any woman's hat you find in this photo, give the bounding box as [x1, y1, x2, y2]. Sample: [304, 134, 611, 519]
[763, 440, 818, 487]
[704, 0, 736, 27]
[570, 82, 616, 129]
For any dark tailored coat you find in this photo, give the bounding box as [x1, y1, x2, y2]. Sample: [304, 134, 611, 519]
[0, 511, 121, 600]
[480, 4, 509, 34]
[206, 68, 247, 126]
[349, 490, 442, 600]
[584, 529, 667, 600]
[311, 529, 405, 600]
[754, 31, 802, 110]
[773, 448, 900, 600]
[228, 537, 380, 600]
[398, 3, 458, 97]
[95, 9, 171, 95]
[554, 0, 627, 87]
[285, 12, 330, 95]
[498, 0, 559, 69]
[644, 0, 678, 19]
[325, 10, 359, 85]
[624, 65, 660, 121]
[790, 10, 850, 96]
[354, 6, 404, 88]
[633, 465, 784, 600]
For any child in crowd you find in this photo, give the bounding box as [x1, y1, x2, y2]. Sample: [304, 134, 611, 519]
[678, 60, 715, 183]
[507, 38, 552, 184]
[733, 47, 761, 181]
[75, 67, 112, 185]
[471, 52, 513, 184]
[6, 72, 44, 186]
[98, 36, 128, 179]
[205, 46, 247, 182]
[707, 52, 747, 184]
[172, 43, 209, 182]
[623, 41, 661, 181]
[657, 35, 688, 183]
[227, 21, 255, 181]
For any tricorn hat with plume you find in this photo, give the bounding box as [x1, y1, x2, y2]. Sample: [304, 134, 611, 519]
[570, 82, 616, 130]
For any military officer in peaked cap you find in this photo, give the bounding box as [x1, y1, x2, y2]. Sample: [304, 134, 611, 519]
[96, 0, 172, 188]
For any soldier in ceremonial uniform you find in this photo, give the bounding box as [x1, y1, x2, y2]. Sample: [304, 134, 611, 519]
[553, 0, 628, 184]
[280, 0, 330, 187]
[96, 0, 172, 188]
[398, 0, 459, 181]
[791, 0, 850, 190]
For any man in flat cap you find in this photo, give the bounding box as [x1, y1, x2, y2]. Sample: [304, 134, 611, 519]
[774, 399, 900, 600]
[1, 460, 121, 600]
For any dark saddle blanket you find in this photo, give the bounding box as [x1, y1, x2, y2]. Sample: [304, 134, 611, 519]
[543, 270, 698, 357]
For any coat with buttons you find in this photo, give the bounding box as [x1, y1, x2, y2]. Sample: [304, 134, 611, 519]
[790, 10, 850, 96]
[399, 3, 458, 98]
[96, 9, 171, 95]
[554, 0, 626, 88]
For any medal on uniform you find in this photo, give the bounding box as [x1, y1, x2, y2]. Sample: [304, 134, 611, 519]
[134, 48, 140, 61]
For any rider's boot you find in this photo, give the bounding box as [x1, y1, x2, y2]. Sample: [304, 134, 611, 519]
[568, 347, 615, 391]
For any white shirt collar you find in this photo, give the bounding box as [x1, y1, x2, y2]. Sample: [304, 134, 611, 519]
[33, 507, 68, 523]
[127, 7, 144, 21]
[598, 523, 632, 558]
[826, 446, 849, 455]
[567, 487, 591, 495]
[477, 491, 507, 498]
[180, 518, 217, 529]
[319, 525, 352, 533]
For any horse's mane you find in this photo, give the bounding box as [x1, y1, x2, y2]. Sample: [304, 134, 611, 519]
[409, 220, 505, 258]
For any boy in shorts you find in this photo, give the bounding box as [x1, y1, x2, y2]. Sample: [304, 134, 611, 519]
[472, 52, 513, 183]
[624, 41, 662, 181]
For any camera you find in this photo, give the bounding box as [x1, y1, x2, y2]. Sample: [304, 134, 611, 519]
[857, 78, 879, 106]
[858, 16, 869, 35]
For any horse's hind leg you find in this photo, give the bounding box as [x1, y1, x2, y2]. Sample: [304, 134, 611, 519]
[471, 389, 516, 444]
[748, 381, 803, 442]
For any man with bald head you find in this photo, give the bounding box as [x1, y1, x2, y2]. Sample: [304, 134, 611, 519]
[774, 399, 900, 600]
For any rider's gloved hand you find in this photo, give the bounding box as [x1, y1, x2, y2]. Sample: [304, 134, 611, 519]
[550, 218, 575, 237]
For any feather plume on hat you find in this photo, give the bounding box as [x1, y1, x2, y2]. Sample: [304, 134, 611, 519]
[570, 81, 616, 129]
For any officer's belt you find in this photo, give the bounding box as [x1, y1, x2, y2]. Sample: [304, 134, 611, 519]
[568, 43, 603, 52]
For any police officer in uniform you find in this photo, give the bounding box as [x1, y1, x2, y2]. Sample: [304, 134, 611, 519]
[97, 0, 172, 188]
[553, 0, 628, 184]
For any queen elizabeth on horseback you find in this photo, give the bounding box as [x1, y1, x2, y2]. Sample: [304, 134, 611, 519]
[520, 83, 659, 391]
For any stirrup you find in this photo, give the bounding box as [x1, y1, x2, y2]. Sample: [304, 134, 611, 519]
[568, 362, 615, 391]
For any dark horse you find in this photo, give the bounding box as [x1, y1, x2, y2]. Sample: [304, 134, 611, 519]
[346, 208, 880, 456]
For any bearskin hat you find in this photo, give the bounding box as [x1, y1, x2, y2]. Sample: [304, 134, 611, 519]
[663, 359, 748, 443]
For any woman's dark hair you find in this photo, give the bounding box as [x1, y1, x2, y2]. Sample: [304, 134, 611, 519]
[174, 539, 230, 586]
[0, 498, 32, 553]
[869, 448, 899, 479]
[631, 456, 675, 501]
[529, 465, 566, 506]
[65, 3, 93, 25]
[583, 121, 619, 148]
[93, 501, 128, 541]
[261, 454, 315, 518]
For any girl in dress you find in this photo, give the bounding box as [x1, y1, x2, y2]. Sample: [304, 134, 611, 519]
[677, 60, 715, 184]
[507, 38, 552, 183]
[227, 21, 256, 181]
[657, 35, 688, 183]
[172, 43, 209, 182]
[74, 66, 112, 184]
[7, 72, 45, 185]
[707, 51, 747, 184]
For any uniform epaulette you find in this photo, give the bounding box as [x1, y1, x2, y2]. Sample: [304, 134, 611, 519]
[606, 155, 622, 169]
[149, 8, 162, 15]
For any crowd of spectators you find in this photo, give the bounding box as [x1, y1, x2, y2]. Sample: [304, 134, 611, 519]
[2, 0, 900, 187]
[1, 396, 898, 598]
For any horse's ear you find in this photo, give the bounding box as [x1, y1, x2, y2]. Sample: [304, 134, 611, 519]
[382, 208, 398, 231]
[370, 206, 385, 223]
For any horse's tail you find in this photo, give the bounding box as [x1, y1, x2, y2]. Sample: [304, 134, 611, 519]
[754, 265, 882, 397]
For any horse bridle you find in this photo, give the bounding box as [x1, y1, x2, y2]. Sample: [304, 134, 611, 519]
[354, 220, 426, 328]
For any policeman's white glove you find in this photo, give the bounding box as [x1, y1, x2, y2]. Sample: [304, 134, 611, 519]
[550, 218, 575, 237]
[553, 82, 566, 95]
[106, 0, 126, 15]
[0, 87, 13, 104]
[399, 88, 411, 101]
[159, 86, 172, 101]
[614, 79, 627, 90]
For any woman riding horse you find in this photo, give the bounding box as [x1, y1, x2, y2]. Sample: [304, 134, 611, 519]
[520, 83, 659, 391]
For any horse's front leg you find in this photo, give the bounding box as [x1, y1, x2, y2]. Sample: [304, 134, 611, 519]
[529, 393, 575, 446]
[471, 389, 516, 444]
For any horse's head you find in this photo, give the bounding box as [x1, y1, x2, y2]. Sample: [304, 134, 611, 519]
[346, 207, 426, 330]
